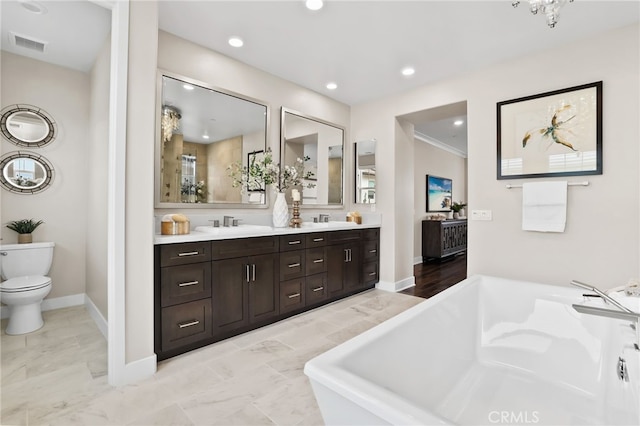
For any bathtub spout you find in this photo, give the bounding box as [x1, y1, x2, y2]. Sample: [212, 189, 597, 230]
[570, 280, 634, 314]
[571, 304, 640, 351]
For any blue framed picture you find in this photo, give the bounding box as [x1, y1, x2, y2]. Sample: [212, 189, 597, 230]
[426, 175, 452, 212]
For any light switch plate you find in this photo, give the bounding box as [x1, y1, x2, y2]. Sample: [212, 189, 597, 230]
[471, 210, 492, 221]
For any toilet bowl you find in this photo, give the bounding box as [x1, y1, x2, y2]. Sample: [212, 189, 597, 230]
[0, 242, 55, 335]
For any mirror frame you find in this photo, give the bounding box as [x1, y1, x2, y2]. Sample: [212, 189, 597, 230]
[0, 151, 55, 194]
[155, 70, 271, 209]
[354, 139, 376, 205]
[280, 107, 346, 209]
[0, 104, 57, 148]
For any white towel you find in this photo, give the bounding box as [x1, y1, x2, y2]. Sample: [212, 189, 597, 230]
[522, 181, 567, 233]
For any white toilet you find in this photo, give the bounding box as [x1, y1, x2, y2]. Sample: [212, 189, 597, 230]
[0, 242, 55, 335]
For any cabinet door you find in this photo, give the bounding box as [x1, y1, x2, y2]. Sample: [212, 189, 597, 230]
[248, 253, 279, 323]
[327, 244, 346, 297]
[212, 257, 248, 334]
[343, 242, 362, 292]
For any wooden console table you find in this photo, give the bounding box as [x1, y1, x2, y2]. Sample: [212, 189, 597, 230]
[421, 219, 467, 261]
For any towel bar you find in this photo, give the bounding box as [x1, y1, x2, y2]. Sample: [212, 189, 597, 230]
[506, 181, 589, 189]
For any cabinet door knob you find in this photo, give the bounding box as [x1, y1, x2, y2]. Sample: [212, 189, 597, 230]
[246, 264, 250, 283]
[252, 264, 256, 282]
[313, 259, 324, 263]
[288, 263, 301, 268]
[178, 280, 199, 287]
[313, 238, 324, 242]
[312, 286, 324, 292]
[288, 240, 301, 245]
[287, 293, 301, 299]
[369, 249, 377, 253]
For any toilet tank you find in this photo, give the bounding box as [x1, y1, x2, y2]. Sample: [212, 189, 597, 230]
[0, 242, 55, 280]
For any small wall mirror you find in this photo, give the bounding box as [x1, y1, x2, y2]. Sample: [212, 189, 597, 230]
[0, 151, 54, 194]
[156, 72, 269, 208]
[355, 139, 376, 204]
[0, 104, 57, 148]
[281, 108, 344, 207]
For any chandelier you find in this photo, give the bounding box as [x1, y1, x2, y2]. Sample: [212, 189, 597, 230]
[161, 106, 181, 143]
[512, 0, 574, 28]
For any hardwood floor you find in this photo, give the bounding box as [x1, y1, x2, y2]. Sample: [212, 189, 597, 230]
[401, 252, 467, 299]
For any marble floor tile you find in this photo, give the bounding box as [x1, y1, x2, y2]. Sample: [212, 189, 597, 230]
[1, 291, 423, 426]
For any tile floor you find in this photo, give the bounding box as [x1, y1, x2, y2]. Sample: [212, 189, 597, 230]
[1, 289, 424, 425]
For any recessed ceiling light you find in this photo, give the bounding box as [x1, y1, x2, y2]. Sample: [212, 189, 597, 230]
[306, 0, 324, 11]
[454, 120, 464, 126]
[202, 134, 209, 139]
[228, 37, 244, 48]
[19, 0, 47, 14]
[183, 84, 194, 91]
[401, 67, 415, 77]
[326, 82, 337, 90]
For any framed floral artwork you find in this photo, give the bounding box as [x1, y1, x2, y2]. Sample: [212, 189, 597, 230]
[497, 81, 602, 179]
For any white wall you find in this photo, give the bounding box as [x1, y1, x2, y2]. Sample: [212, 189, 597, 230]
[352, 23, 640, 288]
[0, 52, 89, 300]
[413, 141, 467, 261]
[86, 37, 111, 319]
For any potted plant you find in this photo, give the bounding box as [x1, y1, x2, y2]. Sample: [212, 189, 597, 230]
[6, 219, 44, 244]
[451, 202, 467, 219]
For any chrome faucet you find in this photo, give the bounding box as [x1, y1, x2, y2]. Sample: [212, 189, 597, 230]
[571, 280, 640, 351]
[223, 216, 234, 227]
[319, 214, 330, 223]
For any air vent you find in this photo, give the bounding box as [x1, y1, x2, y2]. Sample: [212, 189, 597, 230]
[10, 32, 47, 53]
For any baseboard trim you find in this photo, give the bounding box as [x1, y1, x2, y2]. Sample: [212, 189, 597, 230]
[1, 293, 85, 319]
[85, 295, 108, 339]
[413, 256, 423, 265]
[376, 276, 416, 293]
[122, 354, 157, 386]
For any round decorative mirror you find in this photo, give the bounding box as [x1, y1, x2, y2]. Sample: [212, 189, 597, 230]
[0, 151, 54, 194]
[0, 104, 57, 147]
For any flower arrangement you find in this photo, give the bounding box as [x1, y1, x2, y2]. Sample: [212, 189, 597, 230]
[181, 180, 208, 203]
[228, 149, 316, 193]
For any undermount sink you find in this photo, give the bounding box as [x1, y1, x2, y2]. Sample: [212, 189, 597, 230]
[194, 224, 273, 235]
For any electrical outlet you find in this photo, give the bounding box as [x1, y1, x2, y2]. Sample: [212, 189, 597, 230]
[471, 210, 492, 221]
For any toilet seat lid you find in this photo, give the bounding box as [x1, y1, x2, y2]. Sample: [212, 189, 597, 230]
[0, 275, 51, 292]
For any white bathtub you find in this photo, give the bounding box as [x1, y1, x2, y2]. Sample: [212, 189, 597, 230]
[304, 275, 640, 425]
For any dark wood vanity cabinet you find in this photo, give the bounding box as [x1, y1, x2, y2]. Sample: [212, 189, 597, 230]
[421, 219, 467, 261]
[155, 227, 380, 360]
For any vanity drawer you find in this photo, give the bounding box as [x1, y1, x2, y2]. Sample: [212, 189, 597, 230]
[327, 230, 362, 244]
[305, 232, 327, 248]
[161, 299, 212, 352]
[363, 261, 379, 286]
[160, 241, 211, 267]
[160, 263, 211, 307]
[305, 273, 328, 305]
[279, 250, 305, 281]
[363, 228, 380, 241]
[363, 240, 379, 263]
[305, 247, 327, 276]
[211, 236, 278, 260]
[280, 278, 305, 314]
[279, 234, 306, 252]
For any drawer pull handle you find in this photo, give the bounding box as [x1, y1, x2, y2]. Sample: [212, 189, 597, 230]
[313, 238, 324, 242]
[288, 293, 301, 299]
[288, 240, 301, 245]
[288, 263, 301, 268]
[312, 286, 324, 292]
[369, 272, 377, 276]
[177, 251, 199, 257]
[178, 280, 199, 287]
[313, 259, 324, 263]
[178, 320, 200, 329]
[369, 249, 377, 253]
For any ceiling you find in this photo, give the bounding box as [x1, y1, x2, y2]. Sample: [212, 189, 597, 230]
[2, 1, 639, 153]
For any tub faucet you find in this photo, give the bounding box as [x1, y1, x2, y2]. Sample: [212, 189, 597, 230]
[571, 280, 640, 351]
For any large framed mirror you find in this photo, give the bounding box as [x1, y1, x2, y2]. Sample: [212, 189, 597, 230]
[355, 139, 376, 204]
[155, 71, 269, 208]
[281, 107, 345, 207]
[0, 151, 54, 194]
[0, 104, 57, 148]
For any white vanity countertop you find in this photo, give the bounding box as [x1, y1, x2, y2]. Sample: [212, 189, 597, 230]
[154, 221, 381, 245]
